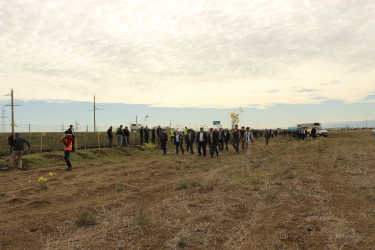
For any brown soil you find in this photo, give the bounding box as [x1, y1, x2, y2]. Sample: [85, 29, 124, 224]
[0, 130, 374, 249]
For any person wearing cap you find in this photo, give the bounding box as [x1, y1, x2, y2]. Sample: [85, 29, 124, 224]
[244, 127, 254, 154]
[59, 131, 73, 171]
[8, 133, 31, 170]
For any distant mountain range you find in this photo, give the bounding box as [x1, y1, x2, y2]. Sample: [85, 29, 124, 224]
[322, 120, 375, 129]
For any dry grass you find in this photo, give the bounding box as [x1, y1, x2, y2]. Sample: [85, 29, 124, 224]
[1, 129, 375, 249]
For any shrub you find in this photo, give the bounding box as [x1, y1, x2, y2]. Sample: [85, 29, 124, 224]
[75, 210, 97, 227]
[143, 143, 157, 152]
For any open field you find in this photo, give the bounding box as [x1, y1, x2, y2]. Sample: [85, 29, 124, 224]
[0, 130, 374, 249]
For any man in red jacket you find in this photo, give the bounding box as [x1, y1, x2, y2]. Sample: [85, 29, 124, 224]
[59, 131, 73, 171]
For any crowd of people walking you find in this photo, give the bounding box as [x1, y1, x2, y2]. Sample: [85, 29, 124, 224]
[3, 123, 322, 171]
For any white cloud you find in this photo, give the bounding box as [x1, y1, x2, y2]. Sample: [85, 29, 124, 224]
[0, 0, 374, 108]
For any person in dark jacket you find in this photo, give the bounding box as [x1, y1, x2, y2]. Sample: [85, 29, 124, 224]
[174, 130, 184, 155]
[8, 133, 31, 170]
[152, 127, 156, 144]
[107, 126, 113, 148]
[223, 129, 230, 151]
[7, 134, 13, 155]
[67, 125, 76, 152]
[185, 129, 195, 154]
[311, 127, 317, 140]
[195, 127, 207, 157]
[157, 125, 161, 142]
[232, 125, 241, 153]
[160, 129, 168, 155]
[68, 125, 76, 152]
[217, 127, 224, 151]
[124, 126, 130, 146]
[144, 126, 149, 144]
[116, 125, 124, 147]
[240, 126, 245, 150]
[139, 127, 144, 145]
[208, 128, 219, 157]
[264, 129, 269, 145]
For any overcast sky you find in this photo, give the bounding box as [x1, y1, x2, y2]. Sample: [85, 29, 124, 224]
[0, 0, 375, 128]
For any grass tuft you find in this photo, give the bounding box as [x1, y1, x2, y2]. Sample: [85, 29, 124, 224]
[75, 210, 97, 227]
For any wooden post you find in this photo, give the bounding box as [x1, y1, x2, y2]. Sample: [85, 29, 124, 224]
[84, 132, 87, 150]
[97, 132, 101, 151]
[86, 125, 88, 149]
[40, 133, 43, 153]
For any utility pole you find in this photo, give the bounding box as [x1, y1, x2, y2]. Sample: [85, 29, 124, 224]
[5, 89, 20, 137]
[90, 95, 102, 132]
[136, 115, 137, 124]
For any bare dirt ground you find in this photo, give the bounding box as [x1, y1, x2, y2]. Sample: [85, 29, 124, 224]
[1, 130, 374, 249]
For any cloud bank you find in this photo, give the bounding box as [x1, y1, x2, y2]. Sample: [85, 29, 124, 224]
[0, 0, 374, 108]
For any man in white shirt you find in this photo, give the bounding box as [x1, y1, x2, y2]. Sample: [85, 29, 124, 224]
[195, 127, 207, 157]
[244, 127, 254, 154]
[174, 130, 184, 155]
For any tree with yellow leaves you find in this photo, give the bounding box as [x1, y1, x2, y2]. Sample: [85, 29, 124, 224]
[229, 107, 243, 129]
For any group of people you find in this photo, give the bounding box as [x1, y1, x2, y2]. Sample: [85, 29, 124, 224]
[107, 125, 159, 148]
[5, 123, 314, 171]
[297, 126, 317, 141]
[109, 125, 255, 157]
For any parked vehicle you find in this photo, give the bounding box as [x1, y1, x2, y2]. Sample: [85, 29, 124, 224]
[288, 122, 329, 138]
[130, 123, 142, 131]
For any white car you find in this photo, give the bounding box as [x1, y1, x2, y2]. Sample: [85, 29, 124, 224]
[316, 127, 329, 137]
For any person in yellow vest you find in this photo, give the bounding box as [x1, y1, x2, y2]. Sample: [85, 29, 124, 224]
[170, 128, 175, 142]
[183, 127, 188, 136]
[59, 131, 73, 171]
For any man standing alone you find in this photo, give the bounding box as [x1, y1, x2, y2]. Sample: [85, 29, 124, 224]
[8, 133, 31, 170]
